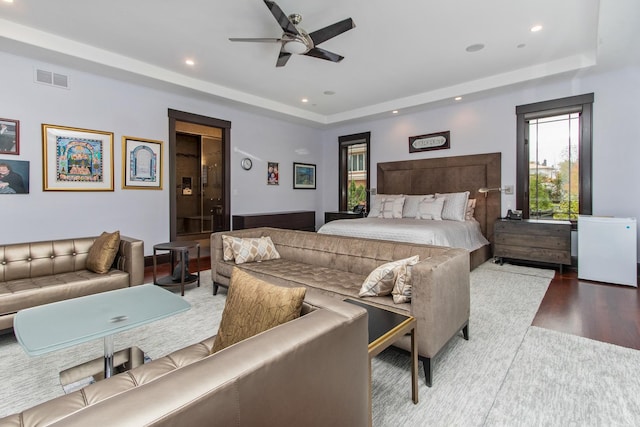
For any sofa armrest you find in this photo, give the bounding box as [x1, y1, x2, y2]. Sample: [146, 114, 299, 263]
[410, 248, 470, 358]
[114, 236, 144, 286]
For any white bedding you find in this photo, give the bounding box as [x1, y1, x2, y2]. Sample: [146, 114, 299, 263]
[317, 217, 489, 252]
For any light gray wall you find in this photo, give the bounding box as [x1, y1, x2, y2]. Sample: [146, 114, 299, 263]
[0, 51, 321, 253]
[2, 47, 639, 260]
[321, 65, 640, 260]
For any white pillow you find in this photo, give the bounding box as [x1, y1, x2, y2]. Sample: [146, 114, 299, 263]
[402, 195, 434, 218]
[359, 255, 420, 297]
[368, 194, 402, 217]
[436, 191, 470, 222]
[379, 196, 405, 219]
[415, 197, 445, 220]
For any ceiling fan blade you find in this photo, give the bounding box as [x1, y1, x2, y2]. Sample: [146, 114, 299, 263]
[308, 18, 355, 46]
[263, 0, 299, 35]
[276, 50, 292, 67]
[304, 47, 344, 63]
[229, 38, 282, 43]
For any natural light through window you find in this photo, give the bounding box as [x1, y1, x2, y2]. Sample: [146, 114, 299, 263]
[528, 113, 579, 220]
[347, 143, 367, 210]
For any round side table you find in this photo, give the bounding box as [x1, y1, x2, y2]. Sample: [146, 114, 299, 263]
[153, 241, 200, 296]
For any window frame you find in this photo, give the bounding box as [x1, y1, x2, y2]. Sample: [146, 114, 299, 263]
[516, 93, 594, 221]
[338, 132, 370, 212]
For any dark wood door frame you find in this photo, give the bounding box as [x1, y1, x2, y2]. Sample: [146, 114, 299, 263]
[168, 109, 231, 241]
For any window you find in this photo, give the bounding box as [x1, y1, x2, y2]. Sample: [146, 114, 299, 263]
[339, 132, 370, 212]
[516, 94, 593, 221]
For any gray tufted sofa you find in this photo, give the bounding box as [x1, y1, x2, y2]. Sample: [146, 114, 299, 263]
[211, 227, 471, 387]
[0, 235, 144, 331]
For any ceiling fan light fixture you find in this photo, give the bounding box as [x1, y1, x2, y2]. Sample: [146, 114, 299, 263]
[283, 40, 308, 54]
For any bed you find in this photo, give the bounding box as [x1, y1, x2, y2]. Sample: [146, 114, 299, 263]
[318, 152, 502, 270]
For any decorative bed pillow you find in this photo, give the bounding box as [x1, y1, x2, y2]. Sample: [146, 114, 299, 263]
[359, 255, 420, 297]
[86, 231, 120, 274]
[402, 195, 434, 218]
[368, 194, 403, 217]
[378, 196, 405, 219]
[465, 198, 477, 220]
[392, 256, 421, 303]
[436, 191, 470, 222]
[211, 268, 306, 354]
[415, 197, 445, 220]
[225, 236, 281, 264]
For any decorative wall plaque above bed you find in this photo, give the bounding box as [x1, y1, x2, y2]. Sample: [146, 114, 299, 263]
[408, 131, 450, 153]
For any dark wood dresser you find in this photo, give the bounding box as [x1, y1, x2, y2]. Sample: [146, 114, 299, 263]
[493, 219, 571, 271]
[324, 211, 366, 223]
[232, 210, 315, 231]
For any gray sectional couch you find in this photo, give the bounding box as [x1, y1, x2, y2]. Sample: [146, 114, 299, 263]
[0, 293, 369, 427]
[211, 227, 471, 386]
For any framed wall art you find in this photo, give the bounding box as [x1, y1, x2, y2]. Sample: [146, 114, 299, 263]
[42, 124, 114, 191]
[293, 162, 316, 190]
[267, 161, 279, 185]
[0, 159, 29, 194]
[409, 130, 450, 153]
[0, 118, 19, 155]
[122, 136, 163, 190]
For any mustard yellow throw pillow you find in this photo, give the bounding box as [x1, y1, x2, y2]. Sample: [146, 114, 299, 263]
[211, 268, 306, 354]
[86, 231, 121, 274]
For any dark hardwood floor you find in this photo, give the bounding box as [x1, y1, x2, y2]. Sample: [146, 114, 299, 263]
[146, 258, 640, 351]
[533, 268, 640, 350]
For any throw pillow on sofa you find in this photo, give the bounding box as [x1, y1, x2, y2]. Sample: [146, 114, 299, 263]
[211, 268, 306, 354]
[222, 235, 281, 264]
[392, 258, 420, 304]
[86, 230, 120, 274]
[359, 255, 420, 297]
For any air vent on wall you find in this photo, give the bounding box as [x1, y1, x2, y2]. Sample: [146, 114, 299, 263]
[34, 68, 70, 89]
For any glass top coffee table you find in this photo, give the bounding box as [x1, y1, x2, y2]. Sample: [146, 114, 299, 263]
[14, 284, 191, 381]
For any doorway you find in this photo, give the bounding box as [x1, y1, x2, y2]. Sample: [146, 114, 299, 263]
[168, 109, 231, 251]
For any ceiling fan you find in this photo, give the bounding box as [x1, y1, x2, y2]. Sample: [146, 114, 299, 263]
[229, 0, 355, 67]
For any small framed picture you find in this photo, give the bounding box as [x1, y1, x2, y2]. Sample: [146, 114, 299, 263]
[409, 130, 450, 153]
[42, 124, 114, 191]
[0, 159, 29, 194]
[293, 162, 316, 190]
[122, 136, 163, 190]
[0, 118, 19, 155]
[267, 161, 279, 185]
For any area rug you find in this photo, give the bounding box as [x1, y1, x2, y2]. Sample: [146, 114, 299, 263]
[486, 326, 640, 425]
[370, 260, 554, 426]
[1, 262, 560, 424]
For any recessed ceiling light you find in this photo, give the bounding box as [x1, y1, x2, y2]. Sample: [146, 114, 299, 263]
[185, 59, 195, 66]
[301, 98, 309, 103]
[465, 43, 485, 53]
[392, 110, 399, 114]
[454, 96, 462, 101]
[3, 0, 14, 3]
[530, 25, 543, 32]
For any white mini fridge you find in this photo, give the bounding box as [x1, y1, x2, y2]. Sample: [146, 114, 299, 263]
[578, 215, 637, 287]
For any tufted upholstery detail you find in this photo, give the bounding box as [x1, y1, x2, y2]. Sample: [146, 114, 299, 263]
[0, 236, 144, 330]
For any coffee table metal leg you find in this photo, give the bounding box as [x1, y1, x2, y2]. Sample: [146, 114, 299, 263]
[104, 335, 114, 379]
[411, 327, 418, 403]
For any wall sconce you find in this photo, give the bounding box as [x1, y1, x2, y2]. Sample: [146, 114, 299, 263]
[478, 187, 503, 197]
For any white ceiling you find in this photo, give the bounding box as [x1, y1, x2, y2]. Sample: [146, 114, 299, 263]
[0, 0, 637, 125]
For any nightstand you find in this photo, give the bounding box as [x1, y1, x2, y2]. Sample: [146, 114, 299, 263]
[324, 211, 366, 223]
[493, 219, 571, 272]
